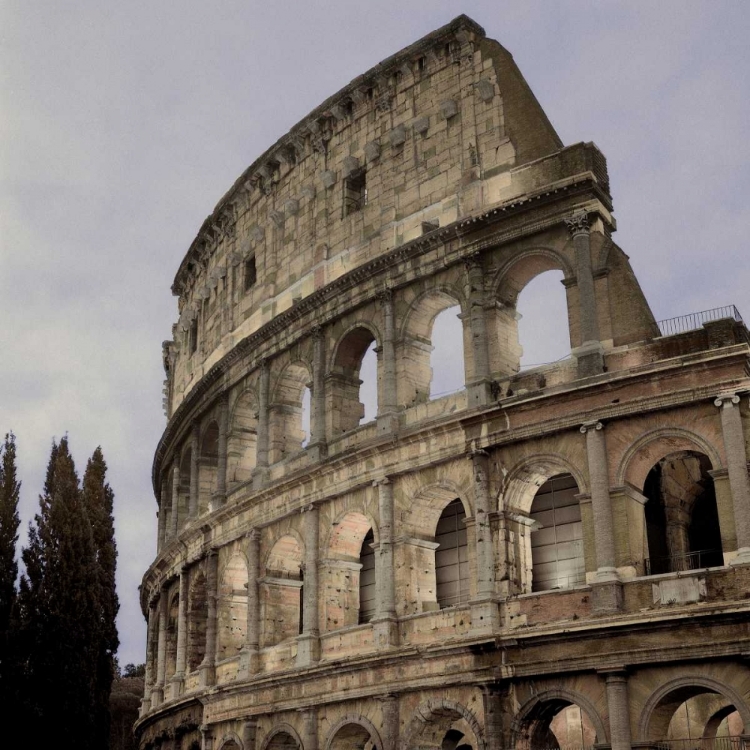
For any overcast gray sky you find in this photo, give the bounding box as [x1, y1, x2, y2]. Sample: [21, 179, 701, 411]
[2, 1, 749, 666]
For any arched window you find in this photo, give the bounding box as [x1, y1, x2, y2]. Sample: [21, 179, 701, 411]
[430, 306, 464, 398]
[358, 529, 376, 623]
[529, 474, 584, 592]
[516, 699, 597, 750]
[435, 499, 470, 608]
[187, 571, 207, 672]
[200, 422, 219, 513]
[261, 535, 303, 647]
[227, 390, 258, 485]
[270, 363, 311, 463]
[217, 553, 248, 660]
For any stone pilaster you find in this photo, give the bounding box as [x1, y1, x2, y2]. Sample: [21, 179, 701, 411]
[189, 422, 200, 517]
[239, 528, 260, 678]
[170, 567, 188, 699]
[482, 685, 505, 750]
[380, 694, 400, 750]
[199, 551, 218, 687]
[565, 211, 604, 377]
[581, 421, 622, 612]
[297, 504, 320, 666]
[470, 449, 499, 631]
[242, 719, 258, 750]
[151, 588, 168, 706]
[253, 360, 270, 490]
[157, 476, 168, 553]
[715, 393, 750, 563]
[377, 290, 400, 434]
[214, 395, 229, 507]
[169, 457, 180, 539]
[200, 725, 213, 750]
[301, 707, 318, 750]
[372, 478, 398, 647]
[140, 599, 158, 714]
[604, 671, 632, 750]
[308, 326, 328, 460]
[465, 254, 492, 407]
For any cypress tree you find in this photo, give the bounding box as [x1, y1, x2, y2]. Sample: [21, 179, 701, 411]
[18, 438, 100, 748]
[0, 433, 21, 704]
[83, 447, 120, 750]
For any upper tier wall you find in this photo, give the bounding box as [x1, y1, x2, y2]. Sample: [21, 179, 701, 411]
[164, 15, 567, 416]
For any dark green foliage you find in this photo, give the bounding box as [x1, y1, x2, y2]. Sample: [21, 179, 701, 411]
[83, 447, 120, 750]
[122, 662, 145, 678]
[16, 437, 119, 750]
[110, 674, 144, 750]
[0, 433, 21, 704]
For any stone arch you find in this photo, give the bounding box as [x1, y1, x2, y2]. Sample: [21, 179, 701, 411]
[501, 453, 589, 514]
[228, 387, 259, 485]
[704, 704, 740, 739]
[177, 445, 191, 527]
[397, 286, 467, 407]
[270, 360, 312, 463]
[615, 427, 723, 489]
[217, 732, 244, 750]
[164, 589, 180, 680]
[187, 569, 207, 672]
[401, 699, 485, 750]
[328, 324, 381, 435]
[261, 533, 304, 647]
[512, 688, 608, 749]
[637, 675, 750, 740]
[325, 715, 384, 750]
[217, 551, 249, 660]
[260, 724, 303, 750]
[323, 510, 379, 630]
[489, 248, 575, 378]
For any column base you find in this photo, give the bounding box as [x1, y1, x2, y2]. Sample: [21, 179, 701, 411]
[470, 597, 501, 634]
[169, 673, 184, 700]
[198, 662, 216, 688]
[371, 615, 399, 648]
[573, 340, 605, 378]
[306, 440, 328, 462]
[376, 412, 400, 436]
[251, 468, 269, 492]
[591, 577, 623, 614]
[730, 547, 750, 565]
[150, 686, 164, 706]
[467, 379, 494, 408]
[296, 633, 320, 667]
[237, 646, 260, 679]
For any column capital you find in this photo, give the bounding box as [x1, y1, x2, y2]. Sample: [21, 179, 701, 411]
[300, 502, 317, 514]
[372, 476, 391, 487]
[246, 527, 261, 541]
[462, 251, 483, 270]
[565, 210, 590, 238]
[715, 392, 742, 408]
[377, 288, 393, 304]
[580, 420, 604, 434]
[310, 324, 323, 339]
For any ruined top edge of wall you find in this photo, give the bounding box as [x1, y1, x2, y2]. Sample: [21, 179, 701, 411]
[170, 14, 486, 297]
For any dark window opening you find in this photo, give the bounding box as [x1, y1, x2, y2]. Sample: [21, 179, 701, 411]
[344, 169, 367, 216]
[435, 499, 469, 608]
[358, 529, 376, 623]
[189, 319, 198, 355]
[422, 219, 439, 235]
[417, 56, 425, 73]
[244, 256, 257, 291]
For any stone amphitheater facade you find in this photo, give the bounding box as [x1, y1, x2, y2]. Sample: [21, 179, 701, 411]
[136, 15, 750, 750]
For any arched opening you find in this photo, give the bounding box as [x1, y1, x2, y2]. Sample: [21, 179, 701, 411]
[516, 699, 597, 750]
[641, 681, 748, 745]
[404, 702, 481, 750]
[301, 385, 311, 447]
[491, 254, 571, 380]
[328, 722, 379, 750]
[430, 305, 465, 398]
[328, 327, 378, 436]
[228, 390, 258, 485]
[324, 512, 375, 630]
[643, 452, 723, 575]
[217, 553, 248, 661]
[164, 592, 179, 681]
[516, 270, 570, 370]
[187, 571, 207, 673]
[359, 529, 376, 623]
[398, 290, 465, 407]
[435, 499, 470, 609]
[270, 362, 312, 463]
[529, 474, 584, 592]
[219, 742, 241, 750]
[261, 535, 303, 647]
[200, 422, 219, 514]
[265, 731, 302, 750]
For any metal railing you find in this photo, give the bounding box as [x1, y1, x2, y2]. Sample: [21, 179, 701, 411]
[657, 305, 743, 337]
[650, 737, 747, 750]
[643, 548, 723, 576]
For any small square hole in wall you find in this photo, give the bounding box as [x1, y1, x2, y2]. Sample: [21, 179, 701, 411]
[422, 219, 439, 235]
[189, 319, 198, 355]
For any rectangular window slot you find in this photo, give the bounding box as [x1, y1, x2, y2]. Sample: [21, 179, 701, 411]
[344, 169, 367, 217]
[244, 256, 257, 291]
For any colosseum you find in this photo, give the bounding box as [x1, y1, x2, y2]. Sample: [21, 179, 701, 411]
[136, 15, 750, 750]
